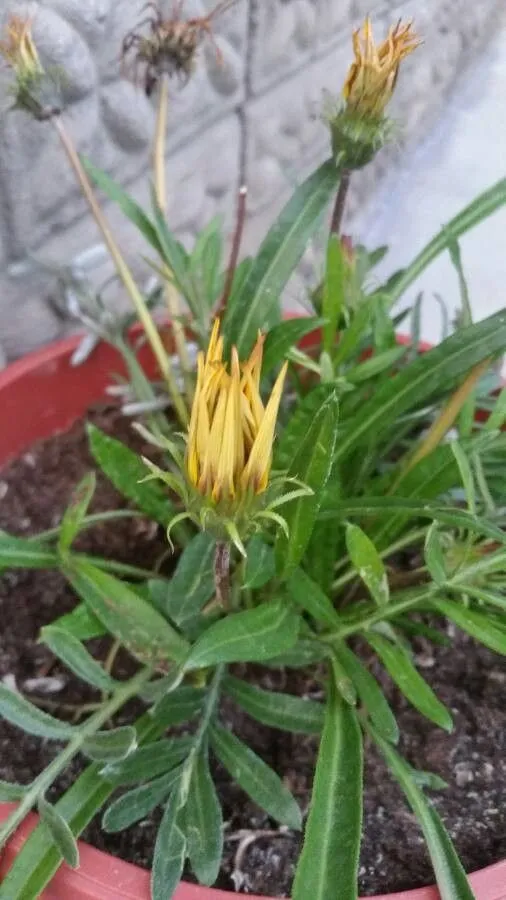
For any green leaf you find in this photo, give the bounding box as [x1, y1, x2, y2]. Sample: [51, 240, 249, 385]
[323, 235, 345, 353]
[224, 675, 324, 734]
[385, 178, 506, 306]
[275, 391, 339, 576]
[424, 523, 447, 586]
[288, 568, 342, 629]
[58, 472, 96, 556]
[367, 633, 452, 732]
[184, 600, 300, 670]
[243, 536, 276, 589]
[433, 597, 506, 656]
[0, 532, 57, 571]
[81, 157, 163, 253]
[103, 766, 182, 833]
[485, 385, 506, 431]
[38, 798, 79, 869]
[65, 559, 189, 667]
[223, 159, 338, 356]
[265, 639, 327, 668]
[451, 441, 476, 513]
[370, 726, 475, 900]
[186, 746, 223, 885]
[292, 674, 363, 900]
[151, 533, 215, 625]
[0, 780, 29, 801]
[335, 643, 399, 743]
[210, 723, 302, 829]
[345, 523, 389, 606]
[332, 302, 371, 368]
[87, 424, 171, 526]
[262, 317, 324, 378]
[102, 737, 192, 786]
[345, 345, 406, 384]
[334, 311, 506, 465]
[151, 789, 187, 900]
[151, 686, 205, 728]
[40, 627, 117, 692]
[0, 684, 75, 740]
[49, 602, 106, 641]
[82, 726, 138, 762]
[275, 383, 335, 468]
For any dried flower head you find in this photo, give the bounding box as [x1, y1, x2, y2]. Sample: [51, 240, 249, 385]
[186, 319, 287, 504]
[122, 0, 235, 96]
[0, 14, 61, 119]
[343, 17, 420, 120]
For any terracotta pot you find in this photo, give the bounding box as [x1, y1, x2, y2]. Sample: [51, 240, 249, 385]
[0, 334, 505, 900]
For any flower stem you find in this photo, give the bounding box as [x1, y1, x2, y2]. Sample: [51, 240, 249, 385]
[53, 117, 188, 427]
[214, 541, 231, 610]
[330, 168, 351, 237]
[0, 666, 152, 851]
[153, 75, 193, 401]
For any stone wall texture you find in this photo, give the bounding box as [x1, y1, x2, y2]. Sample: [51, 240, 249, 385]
[0, 0, 503, 363]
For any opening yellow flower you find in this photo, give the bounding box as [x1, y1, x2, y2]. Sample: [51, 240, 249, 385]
[186, 320, 288, 504]
[0, 15, 43, 81]
[343, 17, 421, 119]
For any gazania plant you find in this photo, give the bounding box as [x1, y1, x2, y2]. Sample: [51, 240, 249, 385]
[1, 6, 506, 900]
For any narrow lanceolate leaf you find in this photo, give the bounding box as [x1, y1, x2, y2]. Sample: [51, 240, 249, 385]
[288, 568, 342, 629]
[103, 767, 182, 833]
[335, 643, 398, 744]
[371, 727, 475, 900]
[275, 391, 339, 576]
[40, 627, 117, 692]
[451, 441, 476, 513]
[262, 317, 324, 377]
[152, 533, 216, 625]
[183, 600, 300, 671]
[334, 310, 506, 465]
[210, 724, 302, 830]
[87, 424, 171, 526]
[0, 780, 29, 801]
[186, 746, 223, 885]
[223, 159, 338, 356]
[275, 383, 336, 469]
[367, 633, 452, 732]
[292, 675, 363, 900]
[432, 598, 506, 656]
[50, 602, 106, 641]
[102, 737, 192, 786]
[151, 686, 205, 729]
[0, 684, 75, 740]
[58, 472, 96, 556]
[82, 726, 138, 763]
[424, 523, 447, 586]
[345, 523, 389, 607]
[224, 675, 325, 734]
[151, 789, 186, 900]
[65, 559, 189, 667]
[38, 799, 79, 869]
[243, 536, 276, 590]
[0, 532, 57, 571]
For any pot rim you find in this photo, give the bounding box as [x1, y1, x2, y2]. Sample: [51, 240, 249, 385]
[0, 331, 505, 900]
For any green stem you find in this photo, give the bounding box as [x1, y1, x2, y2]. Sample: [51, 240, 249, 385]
[32, 511, 143, 544]
[0, 667, 152, 851]
[322, 588, 435, 644]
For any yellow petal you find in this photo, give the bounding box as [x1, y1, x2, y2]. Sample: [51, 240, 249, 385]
[186, 352, 205, 485]
[241, 361, 288, 494]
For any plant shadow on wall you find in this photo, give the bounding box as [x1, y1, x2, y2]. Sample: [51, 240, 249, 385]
[1, 5, 506, 900]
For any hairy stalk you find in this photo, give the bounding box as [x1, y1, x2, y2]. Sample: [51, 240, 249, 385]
[330, 168, 351, 236]
[0, 666, 152, 851]
[53, 117, 188, 427]
[214, 541, 231, 610]
[153, 75, 193, 400]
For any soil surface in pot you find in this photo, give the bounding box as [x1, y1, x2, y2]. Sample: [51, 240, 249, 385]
[0, 406, 505, 897]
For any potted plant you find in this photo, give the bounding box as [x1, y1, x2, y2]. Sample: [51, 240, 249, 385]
[0, 8, 506, 900]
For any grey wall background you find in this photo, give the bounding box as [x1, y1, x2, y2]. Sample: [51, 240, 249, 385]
[0, 0, 503, 365]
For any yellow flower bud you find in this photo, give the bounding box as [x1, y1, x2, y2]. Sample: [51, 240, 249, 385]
[186, 320, 287, 505]
[343, 17, 420, 120]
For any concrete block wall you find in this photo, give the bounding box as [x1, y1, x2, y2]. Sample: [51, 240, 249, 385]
[0, 0, 502, 363]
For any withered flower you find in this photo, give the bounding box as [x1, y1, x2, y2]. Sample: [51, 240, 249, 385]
[343, 17, 421, 120]
[0, 14, 61, 119]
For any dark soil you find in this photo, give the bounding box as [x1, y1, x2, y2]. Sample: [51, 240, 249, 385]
[0, 408, 505, 897]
